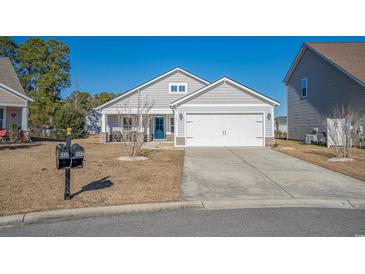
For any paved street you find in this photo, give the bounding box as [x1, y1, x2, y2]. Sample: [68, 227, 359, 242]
[1, 207, 365, 236]
[182, 147, 365, 200]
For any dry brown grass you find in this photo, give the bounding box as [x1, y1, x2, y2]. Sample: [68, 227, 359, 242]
[274, 139, 365, 182]
[0, 135, 184, 216]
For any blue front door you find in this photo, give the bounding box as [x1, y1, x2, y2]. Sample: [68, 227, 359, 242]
[154, 116, 165, 139]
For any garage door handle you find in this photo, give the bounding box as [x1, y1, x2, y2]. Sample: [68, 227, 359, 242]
[186, 137, 194, 139]
[256, 137, 263, 138]
[186, 121, 194, 123]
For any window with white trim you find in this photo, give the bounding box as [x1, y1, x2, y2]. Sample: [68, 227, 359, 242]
[169, 83, 187, 94]
[170, 117, 175, 133]
[123, 117, 132, 130]
[301, 78, 308, 98]
[0, 108, 3, 129]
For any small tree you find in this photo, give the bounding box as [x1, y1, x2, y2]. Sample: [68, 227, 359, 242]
[117, 94, 154, 157]
[327, 105, 363, 159]
[54, 103, 87, 139]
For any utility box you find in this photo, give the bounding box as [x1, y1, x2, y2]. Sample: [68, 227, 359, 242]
[70, 143, 84, 168]
[304, 134, 317, 145]
[56, 144, 71, 169]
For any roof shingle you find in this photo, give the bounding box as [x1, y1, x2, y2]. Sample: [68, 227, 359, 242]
[306, 42, 365, 85]
[0, 57, 25, 94]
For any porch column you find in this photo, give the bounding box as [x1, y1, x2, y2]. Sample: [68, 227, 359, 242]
[139, 114, 143, 132]
[21, 107, 28, 131]
[101, 113, 107, 133]
[100, 113, 108, 143]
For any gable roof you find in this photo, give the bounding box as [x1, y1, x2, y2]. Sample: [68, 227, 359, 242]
[170, 77, 280, 107]
[0, 57, 25, 94]
[95, 67, 210, 110]
[0, 57, 33, 102]
[284, 42, 365, 87]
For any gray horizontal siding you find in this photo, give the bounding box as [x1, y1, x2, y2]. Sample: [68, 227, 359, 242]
[0, 87, 26, 106]
[186, 82, 263, 104]
[105, 70, 207, 110]
[287, 48, 365, 140]
[176, 105, 274, 138]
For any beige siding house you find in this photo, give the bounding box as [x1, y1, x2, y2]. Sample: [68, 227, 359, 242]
[284, 42, 365, 141]
[95, 67, 279, 147]
[0, 57, 33, 138]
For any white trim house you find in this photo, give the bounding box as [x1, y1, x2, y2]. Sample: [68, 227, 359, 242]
[0, 57, 34, 136]
[95, 67, 280, 147]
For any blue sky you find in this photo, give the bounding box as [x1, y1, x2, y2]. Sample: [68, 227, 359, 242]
[12, 36, 365, 116]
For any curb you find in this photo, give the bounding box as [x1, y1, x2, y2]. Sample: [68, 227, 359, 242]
[0, 201, 203, 228]
[1, 198, 365, 228]
[200, 198, 360, 210]
[0, 214, 24, 228]
[346, 199, 365, 209]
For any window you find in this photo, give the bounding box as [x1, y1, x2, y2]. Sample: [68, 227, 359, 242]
[171, 85, 178, 92]
[178, 85, 185, 92]
[0, 108, 3, 129]
[301, 78, 308, 98]
[170, 117, 175, 133]
[169, 83, 187, 94]
[123, 117, 132, 130]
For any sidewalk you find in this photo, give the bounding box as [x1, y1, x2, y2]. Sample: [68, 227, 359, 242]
[1, 198, 365, 228]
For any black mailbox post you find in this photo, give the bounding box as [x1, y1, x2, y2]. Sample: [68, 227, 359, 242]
[55, 128, 85, 200]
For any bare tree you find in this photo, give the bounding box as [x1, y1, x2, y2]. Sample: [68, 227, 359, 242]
[117, 93, 154, 158]
[327, 105, 363, 159]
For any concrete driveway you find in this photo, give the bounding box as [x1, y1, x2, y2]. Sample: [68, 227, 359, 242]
[182, 147, 365, 201]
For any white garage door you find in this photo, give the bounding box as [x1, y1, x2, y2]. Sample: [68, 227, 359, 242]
[186, 113, 264, 147]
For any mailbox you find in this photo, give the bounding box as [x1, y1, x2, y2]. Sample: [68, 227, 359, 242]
[56, 144, 71, 170]
[70, 143, 84, 168]
[56, 128, 85, 200]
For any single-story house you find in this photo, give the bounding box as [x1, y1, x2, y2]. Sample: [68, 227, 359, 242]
[95, 67, 280, 147]
[0, 57, 34, 139]
[284, 42, 365, 141]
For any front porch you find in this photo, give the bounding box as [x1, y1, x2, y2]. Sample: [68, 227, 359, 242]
[100, 111, 175, 143]
[0, 105, 29, 142]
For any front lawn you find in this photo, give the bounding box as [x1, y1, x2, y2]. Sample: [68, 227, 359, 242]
[0, 135, 184, 216]
[274, 139, 365, 182]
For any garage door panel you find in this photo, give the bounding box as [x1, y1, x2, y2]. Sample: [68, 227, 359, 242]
[186, 115, 226, 146]
[186, 113, 263, 147]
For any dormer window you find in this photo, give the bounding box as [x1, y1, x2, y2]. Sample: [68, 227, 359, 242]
[301, 78, 308, 98]
[169, 83, 187, 94]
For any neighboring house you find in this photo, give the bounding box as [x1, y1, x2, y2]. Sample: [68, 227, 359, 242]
[284, 42, 365, 141]
[0, 57, 34, 138]
[275, 116, 287, 133]
[95, 67, 280, 147]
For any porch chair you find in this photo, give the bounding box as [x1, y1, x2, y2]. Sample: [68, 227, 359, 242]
[0, 129, 7, 142]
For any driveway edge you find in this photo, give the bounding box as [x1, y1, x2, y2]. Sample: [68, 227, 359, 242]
[0, 201, 203, 228]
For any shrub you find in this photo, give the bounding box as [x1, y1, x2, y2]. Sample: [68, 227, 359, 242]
[53, 103, 87, 139]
